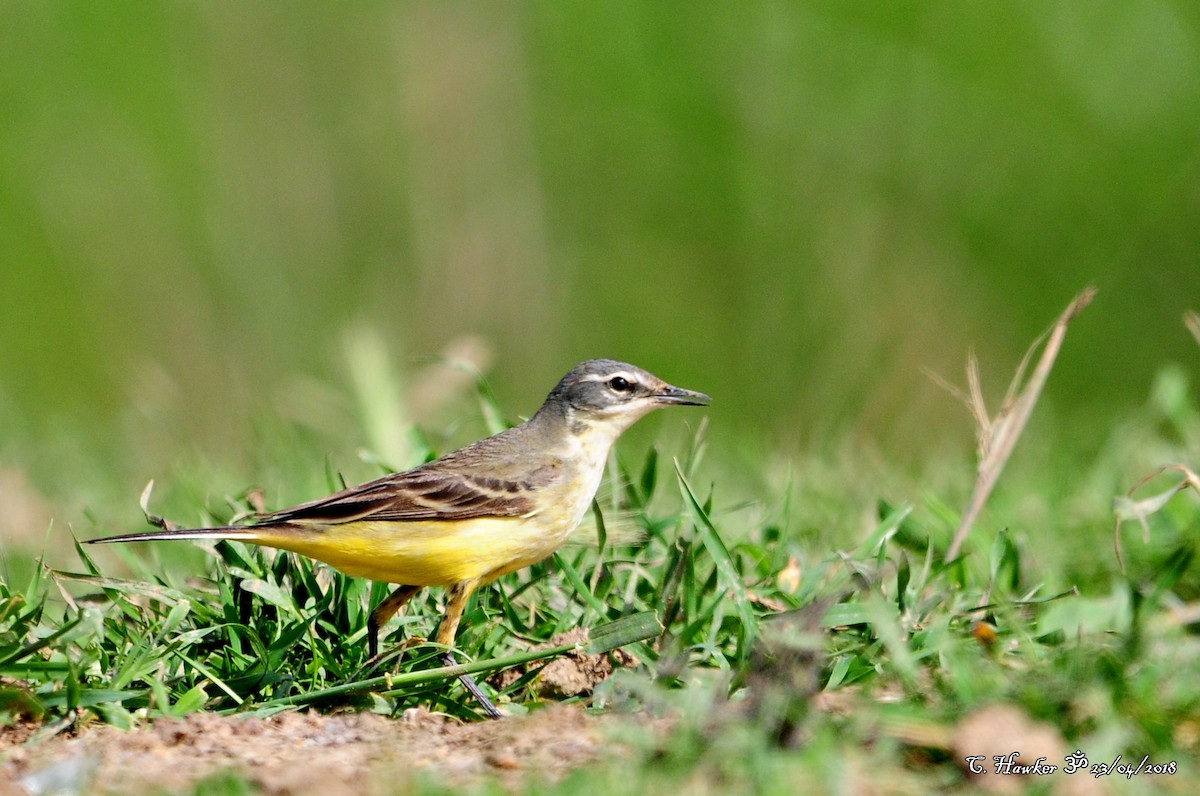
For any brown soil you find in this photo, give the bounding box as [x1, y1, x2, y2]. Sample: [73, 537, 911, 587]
[0, 626, 643, 795]
[491, 627, 635, 699]
[1, 705, 617, 796]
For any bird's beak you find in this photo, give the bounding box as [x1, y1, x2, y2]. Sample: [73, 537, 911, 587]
[653, 384, 711, 406]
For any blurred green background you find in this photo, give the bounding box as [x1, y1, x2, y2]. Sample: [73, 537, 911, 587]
[2, 3, 1199, 547]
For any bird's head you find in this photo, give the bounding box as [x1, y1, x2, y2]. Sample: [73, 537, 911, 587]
[543, 358, 710, 433]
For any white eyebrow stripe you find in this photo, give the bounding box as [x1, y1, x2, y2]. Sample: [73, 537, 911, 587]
[579, 371, 641, 383]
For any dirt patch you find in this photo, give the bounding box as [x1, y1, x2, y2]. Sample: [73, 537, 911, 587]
[0, 628, 648, 795]
[491, 628, 636, 699]
[0, 705, 615, 795]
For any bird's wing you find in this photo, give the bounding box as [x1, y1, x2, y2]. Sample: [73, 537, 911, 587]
[255, 463, 560, 526]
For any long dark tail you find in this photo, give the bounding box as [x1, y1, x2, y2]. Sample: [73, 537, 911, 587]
[86, 527, 263, 544]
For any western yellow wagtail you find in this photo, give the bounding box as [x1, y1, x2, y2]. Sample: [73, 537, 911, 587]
[89, 359, 708, 717]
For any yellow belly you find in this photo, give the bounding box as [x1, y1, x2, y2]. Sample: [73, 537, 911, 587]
[251, 514, 577, 586]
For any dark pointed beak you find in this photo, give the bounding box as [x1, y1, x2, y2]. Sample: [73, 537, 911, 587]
[654, 384, 711, 406]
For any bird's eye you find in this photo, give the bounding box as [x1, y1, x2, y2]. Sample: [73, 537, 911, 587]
[608, 376, 635, 393]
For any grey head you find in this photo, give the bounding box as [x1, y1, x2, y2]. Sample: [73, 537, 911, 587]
[543, 359, 710, 421]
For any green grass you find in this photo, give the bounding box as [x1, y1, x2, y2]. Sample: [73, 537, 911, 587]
[2, 425, 765, 723]
[2, 371, 1199, 794]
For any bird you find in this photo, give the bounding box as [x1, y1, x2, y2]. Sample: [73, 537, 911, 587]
[88, 358, 709, 717]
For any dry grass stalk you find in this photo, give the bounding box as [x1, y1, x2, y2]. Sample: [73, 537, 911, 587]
[1112, 463, 1200, 572]
[1108, 312, 1200, 570]
[941, 288, 1096, 562]
[1186, 310, 1200, 348]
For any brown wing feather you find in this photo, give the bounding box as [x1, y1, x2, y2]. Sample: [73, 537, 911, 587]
[255, 467, 547, 526]
[253, 423, 566, 528]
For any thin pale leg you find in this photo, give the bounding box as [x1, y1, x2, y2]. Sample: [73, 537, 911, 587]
[436, 579, 502, 719]
[368, 584, 421, 659]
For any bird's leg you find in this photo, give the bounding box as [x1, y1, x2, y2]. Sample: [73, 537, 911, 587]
[433, 578, 479, 648]
[437, 579, 502, 719]
[368, 584, 421, 659]
[441, 653, 502, 720]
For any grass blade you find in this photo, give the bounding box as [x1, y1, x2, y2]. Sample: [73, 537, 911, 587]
[673, 460, 757, 656]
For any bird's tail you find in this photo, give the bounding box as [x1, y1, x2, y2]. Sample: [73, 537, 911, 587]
[86, 526, 263, 545]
